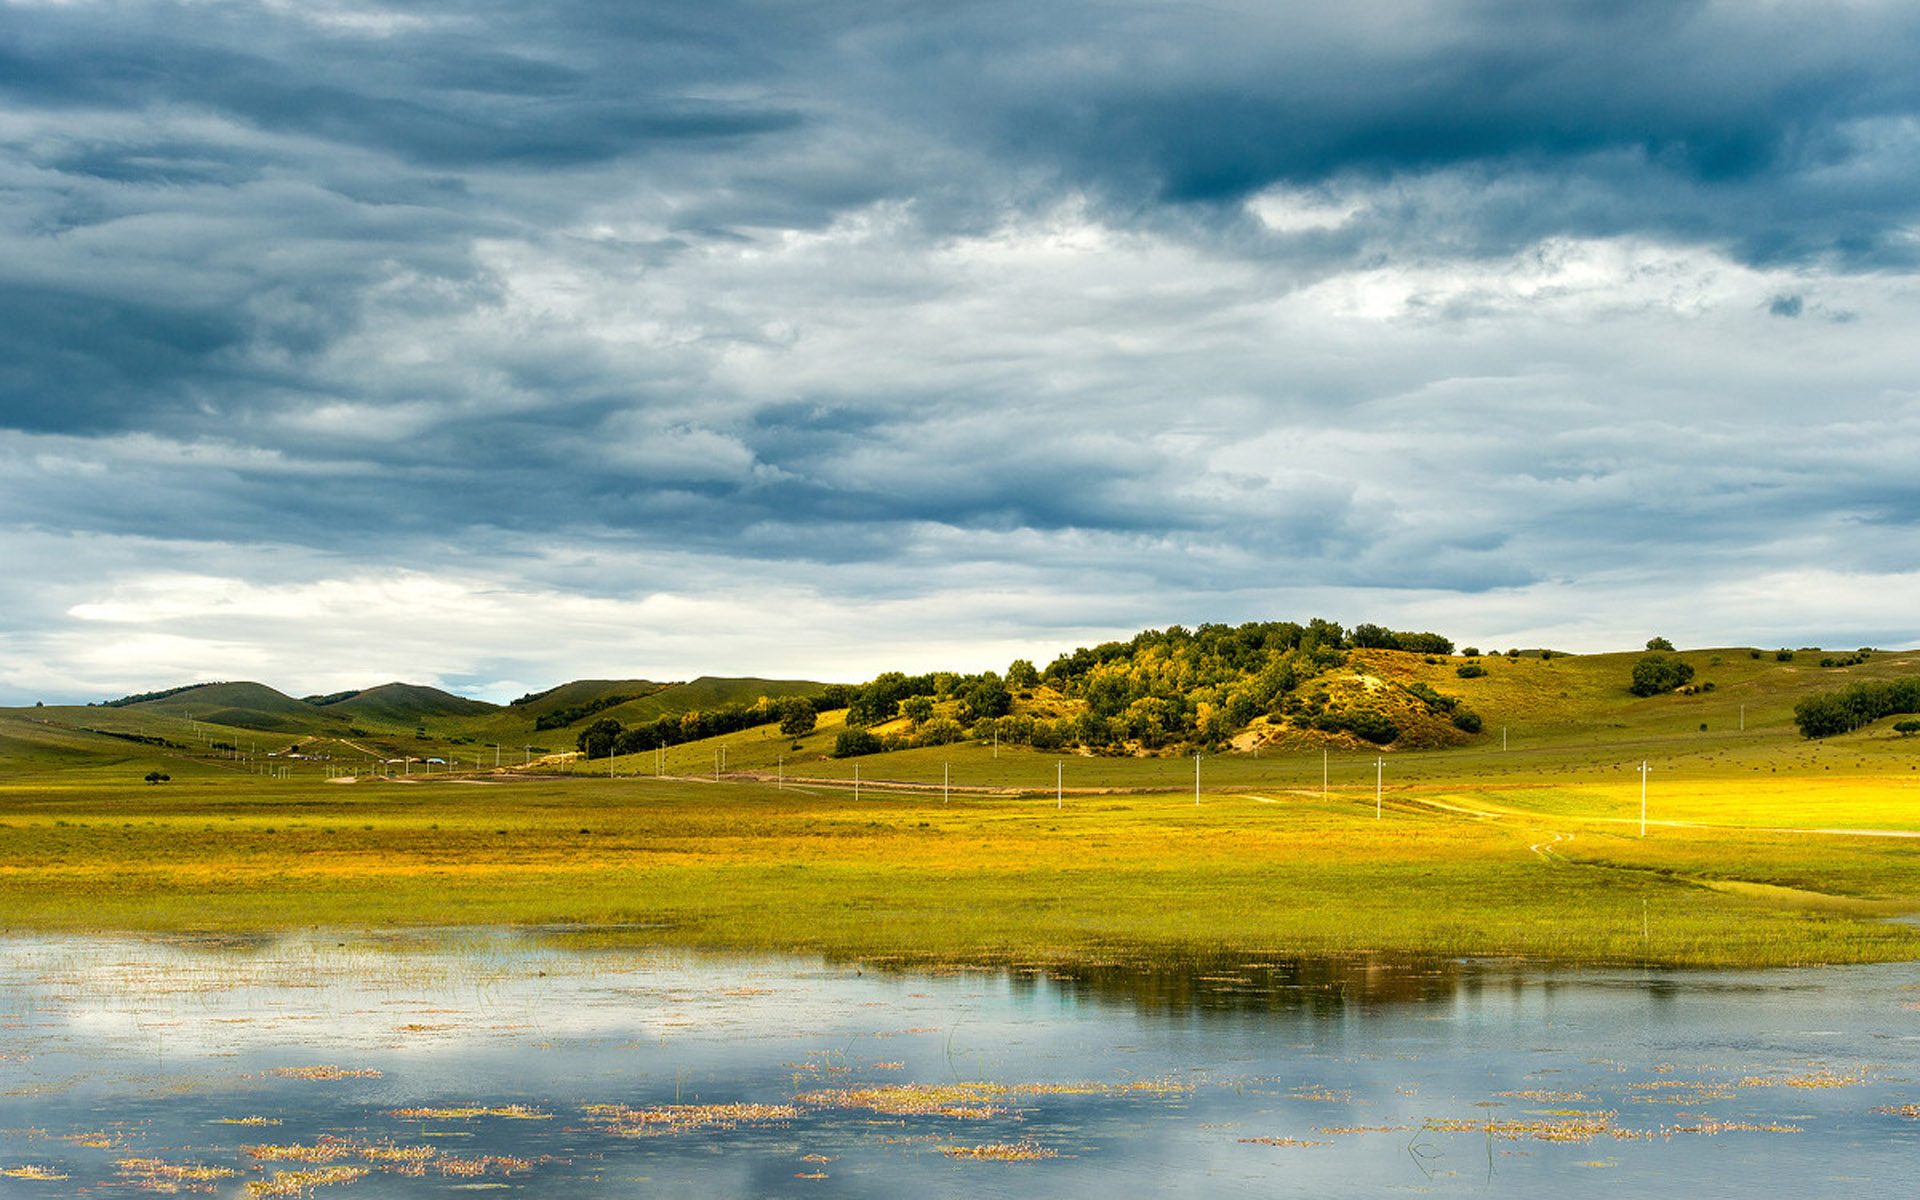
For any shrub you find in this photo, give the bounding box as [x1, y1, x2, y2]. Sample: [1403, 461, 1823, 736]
[1894, 720, 1920, 736]
[1460, 647, 1481, 657]
[1775, 649, 1795, 661]
[1456, 664, 1487, 679]
[1749, 649, 1763, 659]
[1343, 709, 1399, 745]
[913, 717, 965, 747]
[831, 729, 883, 758]
[1629, 653, 1695, 697]
[1451, 709, 1483, 734]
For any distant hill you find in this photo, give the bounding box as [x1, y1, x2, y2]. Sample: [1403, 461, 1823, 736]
[62, 674, 829, 740]
[507, 679, 667, 727]
[318, 683, 499, 728]
[114, 681, 350, 734]
[612, 677, 824, 723]
[28, 626, 1917, 760]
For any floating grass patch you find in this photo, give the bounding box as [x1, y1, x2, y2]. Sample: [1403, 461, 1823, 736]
[937, 1141, 1060, 1160]
[386, 1104, 551, 1120]
[243, 1141, 356, 1164]
[1422, 1113, 1647, 1143]
[1238, 1136, 1333, 1147]
[115, 1157, 237, 1193]
[263, 1066, 381, 1081]
[0, 1166, 69, 1180]
[436, 1154, 533, 1177]
[244, 1166, 366, 1197]
[583, 1102, 802, 1136]
[797, 1083, 1010, 1119]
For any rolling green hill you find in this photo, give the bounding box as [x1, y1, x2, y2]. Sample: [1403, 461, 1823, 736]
[315, 683, 500, 729]
[109, 681, 352, 734]
[4, 626, 1916, 780]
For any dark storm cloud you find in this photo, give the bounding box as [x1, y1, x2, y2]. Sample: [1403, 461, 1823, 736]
[3, 0, 1920, 701]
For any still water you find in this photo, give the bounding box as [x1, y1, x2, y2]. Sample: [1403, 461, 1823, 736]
[1, 932, 1916, 1197]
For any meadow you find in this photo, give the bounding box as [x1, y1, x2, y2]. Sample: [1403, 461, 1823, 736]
[5, 645, 1919, 968]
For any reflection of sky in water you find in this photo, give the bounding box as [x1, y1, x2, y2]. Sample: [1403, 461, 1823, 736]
[2, 933, 1918, 1197]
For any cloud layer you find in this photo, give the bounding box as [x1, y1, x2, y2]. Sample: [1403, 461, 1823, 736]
[4, 0, 1919, 702]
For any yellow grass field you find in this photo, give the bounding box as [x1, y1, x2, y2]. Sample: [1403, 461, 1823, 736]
[3, 765, 1916, 968]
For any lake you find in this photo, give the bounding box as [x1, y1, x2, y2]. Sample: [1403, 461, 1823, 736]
[2, 932, 1916, 1196]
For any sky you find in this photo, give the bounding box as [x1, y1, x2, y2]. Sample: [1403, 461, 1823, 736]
[4, 0, 1919, 705]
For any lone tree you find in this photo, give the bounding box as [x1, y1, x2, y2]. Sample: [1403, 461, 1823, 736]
[143, 770, 170, 784]
[776, 696, 818, 738]
[1629, 653, 1695, 697]
[1646, 636, 1676, 651]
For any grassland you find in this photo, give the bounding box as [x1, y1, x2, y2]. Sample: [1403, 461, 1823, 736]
[4, 645, 1919, 968]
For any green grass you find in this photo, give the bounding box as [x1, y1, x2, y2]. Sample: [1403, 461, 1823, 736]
[2, 760, 1917, 968]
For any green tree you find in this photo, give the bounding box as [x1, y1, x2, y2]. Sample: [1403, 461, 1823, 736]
[960, 675, 1012, 723]
[1629, 654, 1694, 697]
[1646, 636, 1676, 651]
[577, 717, 623, 759]
[1006, 658, 1040, 689]
[900, 695, 935, 727]
[776, 697, 817, 738]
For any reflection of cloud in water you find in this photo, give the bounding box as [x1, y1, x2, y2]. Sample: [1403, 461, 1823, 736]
[0, 933, 875, 1059]
[3, 934, 1918, 1197]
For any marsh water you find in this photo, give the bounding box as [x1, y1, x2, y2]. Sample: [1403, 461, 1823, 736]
[2, 933, 1916, 1197]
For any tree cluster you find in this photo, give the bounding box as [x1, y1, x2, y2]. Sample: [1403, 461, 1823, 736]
[574, 695, 817, 758]
[101, 682, 225, 708]
[1793, 677, 1920, 738]
[1038, 620, 1352, 749]
[820, 669, 1016, 729]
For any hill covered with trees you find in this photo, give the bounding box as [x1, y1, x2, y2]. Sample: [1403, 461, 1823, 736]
[740, 619, 1485, 761]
